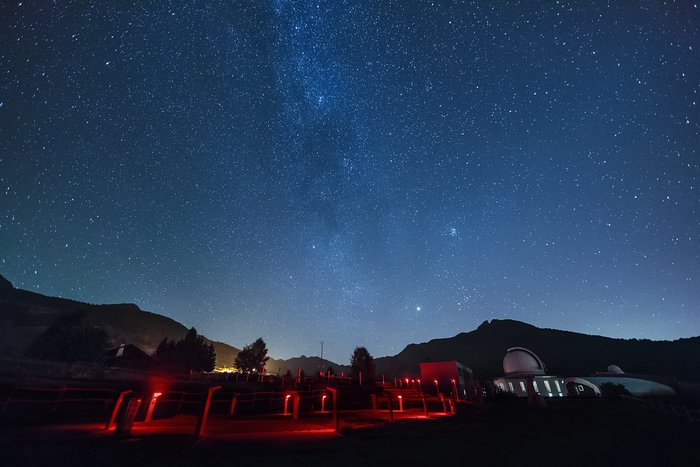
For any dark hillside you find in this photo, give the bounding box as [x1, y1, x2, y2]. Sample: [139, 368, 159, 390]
[375, 319, 700, 381]
[0, 274, 240, 366]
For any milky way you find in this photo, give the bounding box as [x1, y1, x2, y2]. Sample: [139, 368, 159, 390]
[1, 1, 698, 364]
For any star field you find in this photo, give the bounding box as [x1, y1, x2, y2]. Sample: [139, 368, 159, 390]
[1, 1, 698, 364]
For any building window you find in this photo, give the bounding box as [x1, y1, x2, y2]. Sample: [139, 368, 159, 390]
[543, 380, 551, 392]
[533, 380, 539, 393]
[519, 381, 526, 392]
[554, 380, 562, 393]
[508, 382, 514, 392]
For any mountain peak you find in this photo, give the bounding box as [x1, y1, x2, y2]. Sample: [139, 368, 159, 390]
[0, 274, 13, 290]
[476, 318, 539, 331]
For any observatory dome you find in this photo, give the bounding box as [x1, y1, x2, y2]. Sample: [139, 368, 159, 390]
[503, 347, 546, 376]
[607, 364, 624, 374]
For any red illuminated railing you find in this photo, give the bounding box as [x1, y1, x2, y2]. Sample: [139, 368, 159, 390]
[0, 385, 117, 414]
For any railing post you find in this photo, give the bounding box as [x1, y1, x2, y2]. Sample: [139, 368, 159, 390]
[53, 387, 67, 412]
[229, 393, 237, 417]
[144, 391, 162, 422]
[177, 391, 185, 414]
[105, 390, 132, 430]
[387, 394, 394, 423]
[115, 398, 141, 436]
[327, 387, 339, 431]
[292, 392, 300, 420]
[195, 385, 221, 438]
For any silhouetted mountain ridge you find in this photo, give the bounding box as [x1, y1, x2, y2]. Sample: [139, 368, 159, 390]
[0, 274, 240, 367]
[375, 319, 700, 381]
[2, 274, 698, 381]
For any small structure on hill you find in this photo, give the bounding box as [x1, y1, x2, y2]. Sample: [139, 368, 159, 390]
[419, 360, 476, 400]
[104, 343, 153, 369]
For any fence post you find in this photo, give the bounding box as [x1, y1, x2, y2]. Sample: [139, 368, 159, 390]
[177, 391, 185, 414]
[327, 387, 339, 431]
[53, 387, 67, 412]
[292, 392, 300, 420]
[144, 392, 162, 422]
[388, 394, 394, 423]
[115, 398, 141, 436]
[229, 393, 238, 417]
[422, 394, 427, 417]
[105, 390, 132, 430]
[195, 386, 221, 438]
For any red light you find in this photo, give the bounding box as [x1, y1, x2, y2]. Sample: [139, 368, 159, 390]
[285, 394, 291, 399]
[322, 395, 327, 399]
[153, 392, 162, 398]
[398, 395, 402, 399]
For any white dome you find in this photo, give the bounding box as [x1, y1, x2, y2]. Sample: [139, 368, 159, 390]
[503, 347, 546, 376]
[607, 364, 624, 374]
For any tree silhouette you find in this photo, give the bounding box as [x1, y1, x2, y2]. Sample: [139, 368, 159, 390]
[27, 310, 109, 363]
[350, 346, 376, 383]
[153, 327, 216, 373]
[234, 337, 269, 373]
[600, 382, 632, 399]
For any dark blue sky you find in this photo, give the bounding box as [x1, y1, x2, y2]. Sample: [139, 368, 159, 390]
[1, 1, 698, 364]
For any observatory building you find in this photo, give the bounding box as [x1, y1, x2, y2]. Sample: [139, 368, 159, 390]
[493, 347, 567, 398]
[578, 365, 677, 397]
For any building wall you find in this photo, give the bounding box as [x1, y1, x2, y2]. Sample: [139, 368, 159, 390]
[420, 360, 475, 400]
[494, 376, 567, 398]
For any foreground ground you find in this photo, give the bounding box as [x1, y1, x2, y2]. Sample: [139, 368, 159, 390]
[4, 400, 699, 467]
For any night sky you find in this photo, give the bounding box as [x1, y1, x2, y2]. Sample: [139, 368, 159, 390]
[1, 1, 698, 364]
